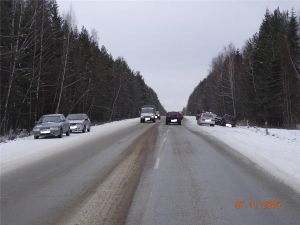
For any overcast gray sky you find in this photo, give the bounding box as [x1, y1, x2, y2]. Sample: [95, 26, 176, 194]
[57, 0, 299, 111]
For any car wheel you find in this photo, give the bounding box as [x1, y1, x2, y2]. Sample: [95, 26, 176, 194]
[178, 121, 181, 125]
[58, 129, 63, 138]
[87, 127, 91, 132]
[66, 129, 70, 136]
[210, 124, 214, 127]
[82, 126, 86, 133]
[34, 136, 39, 139]
[153, 119, 156, 123]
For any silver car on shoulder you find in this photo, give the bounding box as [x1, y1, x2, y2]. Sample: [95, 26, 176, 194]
[33, 114, 70, 139]
[197, 112, 216, 126]
[67, 113, 91, 133]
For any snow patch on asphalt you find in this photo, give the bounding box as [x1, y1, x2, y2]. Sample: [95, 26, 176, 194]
[0, 118, 139, 174]
[185, 116, 300, 193]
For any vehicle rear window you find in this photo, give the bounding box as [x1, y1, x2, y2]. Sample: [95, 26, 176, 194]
[67, 114, 85, 120]
[203, 113, 213, 118]
[141, 108, 154, 113]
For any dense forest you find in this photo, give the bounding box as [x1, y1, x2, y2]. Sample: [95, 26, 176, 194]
[187, 9, 300, 128]
[0, 0, 165, 135]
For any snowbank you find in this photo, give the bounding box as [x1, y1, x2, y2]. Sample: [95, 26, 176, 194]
[185, 116, 300, 193]
[0, 118, 139, 174]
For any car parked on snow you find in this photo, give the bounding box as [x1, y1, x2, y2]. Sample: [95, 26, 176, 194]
[166, 111, 182, 125]
[214, 115, 223, 125]
[140, 105, 156, 123]
[220, 114, 236, 127]
[33, 114, 70, 139]
[197, 112, 215, 126]
[67, 113, 91, 133]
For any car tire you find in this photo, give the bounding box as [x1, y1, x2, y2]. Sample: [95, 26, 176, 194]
[34, 136, 39, 139]
[82, 126, 86, 133]
[178, 121, 181, 125]
[87, 127, 91, 132]
[58, 129, 63, 138]
[66, 129, 70, 136]
[210, 124, 214, 127]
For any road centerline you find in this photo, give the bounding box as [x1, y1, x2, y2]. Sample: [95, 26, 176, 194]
[154, 158, 160, 169]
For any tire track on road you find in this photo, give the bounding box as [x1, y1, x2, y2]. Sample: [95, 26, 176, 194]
[55, 124, 158, 225]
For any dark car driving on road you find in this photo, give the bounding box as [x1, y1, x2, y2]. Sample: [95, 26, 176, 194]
[166, 111, 182, 125]
[33, 114, 70, 139]
[67, 113, 91, 133]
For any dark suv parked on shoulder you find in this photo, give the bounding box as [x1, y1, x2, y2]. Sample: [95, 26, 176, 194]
[221, 114, 237, 127]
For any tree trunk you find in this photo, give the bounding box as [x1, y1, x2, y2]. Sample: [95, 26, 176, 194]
[55, 25, 71, 113]
[35, 1, 45, 120]
[0, 0, 23, 133]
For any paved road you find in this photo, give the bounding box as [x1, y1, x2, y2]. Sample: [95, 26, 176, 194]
[0, 122, 156, 225]
[126, 121, 300, 225]
[1, 119, 300, 225]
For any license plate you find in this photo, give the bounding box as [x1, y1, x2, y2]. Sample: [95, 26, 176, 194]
[205, 119, 211, 122]
[145, 118, 150, 121]
[70, 125, 77, 129]
[171, 119, 177, 122]
[226, 124, 232, 127]
[40, 130, 50, 134]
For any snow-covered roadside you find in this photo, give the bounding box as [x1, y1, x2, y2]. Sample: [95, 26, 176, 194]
[0, 118, 139, 175]
[185, 116, 300, 193]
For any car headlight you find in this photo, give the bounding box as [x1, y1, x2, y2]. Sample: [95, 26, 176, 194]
[50, 126, 60, 130]
[151, 115, 154, 118]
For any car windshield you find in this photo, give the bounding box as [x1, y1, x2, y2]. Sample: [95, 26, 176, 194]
[141, 108, 154, 113]
[39, 116, 61, 123]
[67, 114, 85, 120]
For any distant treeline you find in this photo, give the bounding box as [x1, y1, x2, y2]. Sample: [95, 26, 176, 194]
[0, 0, 165, 135]
[187, 9, 300, 128]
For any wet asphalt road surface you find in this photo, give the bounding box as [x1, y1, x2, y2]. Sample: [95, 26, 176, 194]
[126, 120, 300, 225]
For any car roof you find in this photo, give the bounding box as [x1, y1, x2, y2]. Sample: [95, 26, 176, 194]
[42, 114, 63, 117]
[142, 105, 155, 108]
[67, 113, 87, 116]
